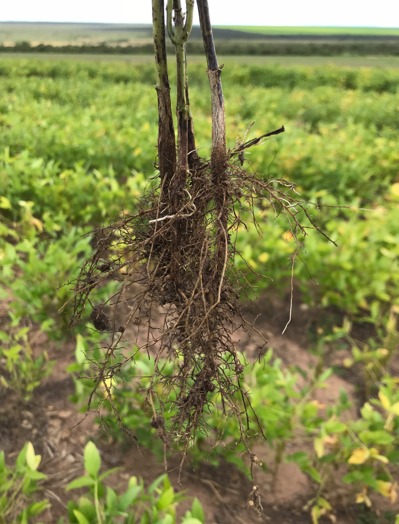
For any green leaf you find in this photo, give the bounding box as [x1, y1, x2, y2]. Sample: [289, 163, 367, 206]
[157, 486, 175, 511]
[26, 500, 50, 517]
[0, 451, 6, 472]
[16, 442, 28, 468]
[190, 498, 204, 522]
[308, 467, 322, 484]
[140, 512, 151, 524]
[75, 334, 86, 364]
[73, 509, 90, 524]
[286, 451, 309, 467]
[25, 469, 47, 481]
[359, 430, 395, 446]
[66, 476, 96, 490]
[157, 515, 173, 524]
[118, 485, 143, 511]
[148, 474, 167, 494]
[106, 486, 117, 511]
[19, 507, 29, 524]
[84, 441, 101, 477]
[324, 419, 347, 434]
[98, 466, 120, 482]
[182, 519, 203, 524]
[318, 368, 333, 383]
[75, 496, 97, 520]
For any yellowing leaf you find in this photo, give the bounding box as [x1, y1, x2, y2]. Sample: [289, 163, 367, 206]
[311, 505, 321, 524]
[376, 348, 389, 359]
[384, 413, 395, 432]
[310, 498, 333, 524]
[369, 448, 389, 464]
[103, 377, 114, 398]
[282, 231, 294, 242]
[376, 481, 397, 503]
[248, 258, 257, 269]
[25, 442, 41, 471]
[314, 437, 324, 458]
[379, 391, 391, 411]
[348, 448, 370, 465]
[310, 400, 326, 410]
[258, 252, 270, 263]
[389, 402, 399, 416]
[30, 217, 44, 232]
[323, 434, 338, 447]
[343, 357, 353, 368]
[356, 491, 372, 507]
[0, 196, 11, 209]
[390, 182, 399, 197]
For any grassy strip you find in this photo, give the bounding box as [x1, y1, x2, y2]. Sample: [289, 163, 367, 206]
[218, 25, 399, 36]
[2, 52, 399, 68]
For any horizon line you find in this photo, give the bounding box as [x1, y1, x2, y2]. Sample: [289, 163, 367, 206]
[1, 20, 399, 30]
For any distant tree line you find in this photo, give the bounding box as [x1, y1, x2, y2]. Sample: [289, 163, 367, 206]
[1, 39, 399, 56]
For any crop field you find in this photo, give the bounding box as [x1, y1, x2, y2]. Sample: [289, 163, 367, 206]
[0, 22, 153, 45]
[1, 56, 399, 523]
[3, 52, 399, 68]
[222, 25, 399, 36]
[2, 21, 399, 56]
[2, 22, 399, 44]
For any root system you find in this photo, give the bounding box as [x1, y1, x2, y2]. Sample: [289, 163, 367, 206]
[71, 133, 330, 455]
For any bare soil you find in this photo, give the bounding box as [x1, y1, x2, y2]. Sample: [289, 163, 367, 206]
[0, 290, 397, 523]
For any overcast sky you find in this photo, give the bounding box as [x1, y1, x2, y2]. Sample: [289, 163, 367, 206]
[0, 0, 398, 27]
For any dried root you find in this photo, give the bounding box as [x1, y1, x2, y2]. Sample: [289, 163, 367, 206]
[70, 131, 330, 464]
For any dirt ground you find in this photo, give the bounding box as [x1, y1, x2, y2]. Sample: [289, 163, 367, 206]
[0, 290, 397, 524]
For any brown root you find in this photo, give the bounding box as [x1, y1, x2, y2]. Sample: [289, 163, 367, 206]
[70, 138, 331, 465]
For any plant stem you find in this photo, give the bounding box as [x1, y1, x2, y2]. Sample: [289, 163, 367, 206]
[94, 479, 103, 524]
[167, 0, 194, 182]
[197, 0, 227, 174]
[197, 0, 228, 299]
[152, 0, 176, 191]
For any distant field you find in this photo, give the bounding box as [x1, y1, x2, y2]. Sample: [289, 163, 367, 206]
[0, 22, 153, 45]
[2, 22, 399, 45]
[1, 22, 399, 56]
[219, 25, 399, 36]
[2, 52, 399, 68]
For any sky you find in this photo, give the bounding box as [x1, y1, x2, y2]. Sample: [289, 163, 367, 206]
[0, 0, 398, 27]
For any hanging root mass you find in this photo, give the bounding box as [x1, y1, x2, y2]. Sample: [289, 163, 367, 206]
[71, 132, 327, 448]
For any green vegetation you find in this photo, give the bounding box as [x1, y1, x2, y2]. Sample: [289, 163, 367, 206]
[0, 441, 203, 523]
[64, 441, 204, 524]
[1, 56, 399, 521]
[0, 442, 49, 523]
[219, 25, 399, 36]
[1, 56, 398, 351]
[3, 53, 399, 68]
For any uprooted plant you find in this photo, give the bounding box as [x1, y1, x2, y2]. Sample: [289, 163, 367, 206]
[70, 0, 332, 490]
